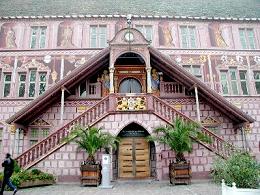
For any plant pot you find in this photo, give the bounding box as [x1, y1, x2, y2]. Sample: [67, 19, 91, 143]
[169, 161, 191, 185]
[80, 164, 102, 186]
[222, 180, 260, 195]
[19, 179, 54, 188]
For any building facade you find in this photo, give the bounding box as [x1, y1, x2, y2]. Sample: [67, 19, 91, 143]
[0, 0, 260, 182]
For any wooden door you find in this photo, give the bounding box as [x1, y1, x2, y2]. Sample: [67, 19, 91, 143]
[119, 137, 150, 178]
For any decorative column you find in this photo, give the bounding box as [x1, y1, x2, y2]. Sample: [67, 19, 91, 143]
[194, 85, 201, 122]
[60, 56, 65, 80]
[207, 55, 214, 89]
[109, 67, 115, 93]
[9, 124, 16, 156]
[146, 67, 152, 93]
[60, 87, 65, 125]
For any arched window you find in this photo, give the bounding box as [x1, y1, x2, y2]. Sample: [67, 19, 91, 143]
[119, 78, 142, 93]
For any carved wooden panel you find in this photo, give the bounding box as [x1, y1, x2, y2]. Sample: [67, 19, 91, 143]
[114, 65, 146, 93]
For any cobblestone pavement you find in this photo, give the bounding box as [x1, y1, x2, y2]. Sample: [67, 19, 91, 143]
[3, 180, 221, 195]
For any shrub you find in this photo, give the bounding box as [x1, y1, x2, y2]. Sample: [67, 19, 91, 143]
[212, 151, 260, 189]
[31, 169, 43, 175]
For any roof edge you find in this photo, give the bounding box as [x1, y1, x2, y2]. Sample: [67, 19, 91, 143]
[148, 46, 255, 124]
[0, 14, 259, 22]
[6, 47, 110, 124]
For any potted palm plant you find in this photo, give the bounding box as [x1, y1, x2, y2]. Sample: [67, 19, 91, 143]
[148, 117, 211, 185]
[67, 125, 118, 186]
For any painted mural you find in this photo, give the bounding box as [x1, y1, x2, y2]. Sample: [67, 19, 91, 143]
[158, 21, 174, 47]
[57, 21, 75, 48]
[0, 23, 17, 49]
[208, 22, 227, 47]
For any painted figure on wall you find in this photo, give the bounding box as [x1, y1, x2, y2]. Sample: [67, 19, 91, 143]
[57, 21, 75, 48]
[151, 68, 160, 95]
[100, 69, 110, 96]
[208, 22, 227, 47]
[158, 21, 174, 47]
[0, 23, 17, 48]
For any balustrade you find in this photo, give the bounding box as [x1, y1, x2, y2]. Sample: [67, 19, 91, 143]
[16, 96, 110, 168]
[17, 93, 235, 168]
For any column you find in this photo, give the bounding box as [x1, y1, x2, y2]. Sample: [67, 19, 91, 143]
[146, 67, 152, 93]
[207, 55, 214, 89]
[194, 86, 201, 122]
[109, 67, 115, 93]
[60, 56, 65, 80]
[9, 124, 16, 156]
[60, 87, 65, 125]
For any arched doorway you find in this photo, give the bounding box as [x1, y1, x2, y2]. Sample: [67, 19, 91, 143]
[119, 78, 142, 93]
[117, 123, 155, 178]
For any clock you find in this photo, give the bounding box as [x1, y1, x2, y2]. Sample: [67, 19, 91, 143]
[124, 32, 134, 42]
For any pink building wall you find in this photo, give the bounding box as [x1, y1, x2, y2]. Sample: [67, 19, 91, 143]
[0, 17, 260, 181]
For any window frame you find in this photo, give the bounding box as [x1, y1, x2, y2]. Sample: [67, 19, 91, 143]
[179, 25, 197, 48]
[28, 127, 50, 147]
[30, 26, 47, 49]
[238, 28, 256, 49]
[218, 67, 249, 96]
[89, 25, 107, 48]
[135, 25, 153, 42]
[253, 71, 260, 95]
[182, 64, 203, 80]
[2, 72, 12, 97]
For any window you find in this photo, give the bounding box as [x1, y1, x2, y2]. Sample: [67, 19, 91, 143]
[219, 68, 249, 95]
[0, 127, 3, 150]
[29, 128, 49, 146]
[239, 71, 249, 95]
[14, 129, 24, 154]
[239, 28, 255, 49]
[39, 72, 47, 95]
[220, 71, 229, 95]
[136, 25, 153, 42]
[180, 26, 197, 48]
[30, 26, 47, 49]
[254, 71, 260, 94]
[28, 70, 36, 97]
[79, 82, 87, 97]
[3, 73, 12, 97]
[90, 25, 107, 48]
[183, 65, 202, 80]
[229, 68, 239, 95]
[18, 73, 26, 97]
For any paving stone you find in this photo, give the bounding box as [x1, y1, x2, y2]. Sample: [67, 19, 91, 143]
[3, 180, 221, 195]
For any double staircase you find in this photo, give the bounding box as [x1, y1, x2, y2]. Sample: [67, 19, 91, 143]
[16, 94, 235, 169]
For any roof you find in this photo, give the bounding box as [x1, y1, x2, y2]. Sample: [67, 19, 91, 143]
[6, 47, 110, 125]
[0, 0, 259, 19]
[6, 46, 254, 125]
[149, 47, 254, 124]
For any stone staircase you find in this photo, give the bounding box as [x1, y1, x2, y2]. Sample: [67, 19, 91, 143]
[16, 94, 235, 169]
[16, 95, 110, 169]
[151, 95, 236, 158]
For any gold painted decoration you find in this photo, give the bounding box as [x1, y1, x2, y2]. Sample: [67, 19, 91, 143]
[51, 70, 58, 83]
[9, 124, 16, 134]
[199, 55, 207, 63]
[77, 106, 88, 113]
[117, 97, 146, 111]
[243, 122, 252, 134]
[30, 118, 51, 126]
[201, 116, 220, 127]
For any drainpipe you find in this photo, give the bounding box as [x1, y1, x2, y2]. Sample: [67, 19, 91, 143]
[194, 85, 201, 122]
[60, 87, 65, 125]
